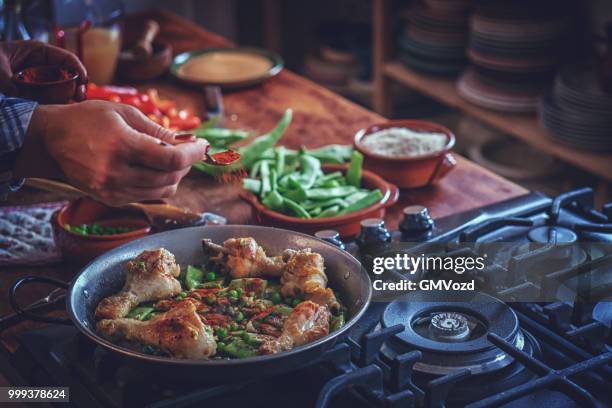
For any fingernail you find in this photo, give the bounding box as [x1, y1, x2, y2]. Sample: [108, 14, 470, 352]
[174, 133, 195, 141]
[197, 139, 211, 152]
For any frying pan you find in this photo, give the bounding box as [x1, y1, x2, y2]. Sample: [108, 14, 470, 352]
[9, 225, 371, 381]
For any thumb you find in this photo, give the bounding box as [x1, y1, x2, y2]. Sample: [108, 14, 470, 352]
[121, 105, 176, 143]
[0, 60, 17, 96]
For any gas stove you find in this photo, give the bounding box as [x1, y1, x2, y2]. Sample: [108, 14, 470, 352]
[1, 188, 611, 407]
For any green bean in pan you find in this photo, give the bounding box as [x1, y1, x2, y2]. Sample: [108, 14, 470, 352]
[185, 265, 205, 290]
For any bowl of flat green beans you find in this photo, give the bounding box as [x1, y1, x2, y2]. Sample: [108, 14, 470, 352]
[240, 149, 399, 237]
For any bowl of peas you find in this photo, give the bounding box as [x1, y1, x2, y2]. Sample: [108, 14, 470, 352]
[53, 198, 151, 265]
[240, 151, 399, 237]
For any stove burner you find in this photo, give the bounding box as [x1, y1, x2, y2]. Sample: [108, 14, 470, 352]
[381, 292, 536, 375]
[429, 312, 470, 341]
[528, 226, 577, 244]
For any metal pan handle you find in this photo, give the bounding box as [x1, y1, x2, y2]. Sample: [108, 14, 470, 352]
[8, 276, 72, 325]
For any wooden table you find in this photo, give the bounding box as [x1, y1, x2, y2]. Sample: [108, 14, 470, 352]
[0, 9, 527, 352]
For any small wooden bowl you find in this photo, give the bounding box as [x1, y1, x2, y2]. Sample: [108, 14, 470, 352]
[240, 164, 399, 238]
[12, 65, 79, 104]
[354, 120, 457, 189]
[53, 198, 151, 265]
[116, 41, 172, 81]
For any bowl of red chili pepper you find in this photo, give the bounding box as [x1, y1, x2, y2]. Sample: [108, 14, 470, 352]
[12, 65, 79, 104]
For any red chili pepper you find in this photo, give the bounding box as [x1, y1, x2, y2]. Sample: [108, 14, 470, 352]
[138, 93, 160, 115]
[202, 313, 231, 326]
[252, 307, 275, 321]
[192, 288, 221, 296]
[121, 95, 142, 108]
[168, 115, 201, 131]
[85, 84, 201, 129]
[86, 83, 138, 99]
[148, 89, 176, 113]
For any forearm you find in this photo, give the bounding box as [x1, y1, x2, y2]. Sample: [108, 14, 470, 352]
[0, 93, 38, 198]
[12, 104, 64, 179]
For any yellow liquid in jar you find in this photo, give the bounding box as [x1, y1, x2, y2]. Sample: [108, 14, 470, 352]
[82, 27, 121, 85]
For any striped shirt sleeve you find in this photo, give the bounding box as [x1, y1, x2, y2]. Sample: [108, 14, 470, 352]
[0, 93, 38, 154]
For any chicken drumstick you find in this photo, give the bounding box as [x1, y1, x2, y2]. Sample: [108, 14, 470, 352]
[95, 248, 182, 319]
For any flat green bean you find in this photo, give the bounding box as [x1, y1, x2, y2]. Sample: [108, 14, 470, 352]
[346, 150, 363, 187]
[316, 205, 342, 218]
[259, 160, 271, 195]
[186, 265, 204, 290]
[299, 154, 320, 189]
[239, 109, 293, 169]
[242, 178, 261, 193]
[337, 189, 383, 215]
[262, 191, 285, 212]
[301, 197, 347, 210]
[306, 186, 358, 200]
[344, 191, 369, 205]
[283, 197, 311, 218]
[275, 146, 286, 175]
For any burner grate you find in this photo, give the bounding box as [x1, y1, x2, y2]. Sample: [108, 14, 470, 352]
[465, 333, 612, 408]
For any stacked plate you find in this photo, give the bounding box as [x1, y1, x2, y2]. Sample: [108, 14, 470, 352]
[458, 67, 545, 112]
[398, 0, 472, 76]
[539, 65, 612, 151]
[458, 0, 572, 112]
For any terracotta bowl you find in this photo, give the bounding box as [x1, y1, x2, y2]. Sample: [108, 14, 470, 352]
[12, 65, 79, 104]
[354, 120, 457, 189]
[53, 198, 151, 265]
[241, 164, 399, 238]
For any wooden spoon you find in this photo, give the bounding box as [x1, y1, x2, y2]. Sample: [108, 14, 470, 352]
[25, 178, 206, 229]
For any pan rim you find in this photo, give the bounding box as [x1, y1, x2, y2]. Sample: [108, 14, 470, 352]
[67, 224, 372, 366]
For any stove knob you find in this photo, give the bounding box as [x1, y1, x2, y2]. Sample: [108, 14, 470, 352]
[400, 205, 434, 239]
[315, 229, 346, 250]
[356, 218, 391, 247]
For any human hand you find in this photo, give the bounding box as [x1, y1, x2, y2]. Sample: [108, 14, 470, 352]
[14, 100, 210, 205]
[0, 40, 88, 100]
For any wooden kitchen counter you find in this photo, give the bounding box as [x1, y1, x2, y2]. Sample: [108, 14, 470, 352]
[0, 10, 527, 350]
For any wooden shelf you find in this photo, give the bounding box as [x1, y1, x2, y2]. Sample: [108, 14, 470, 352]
[382, 61, 612, 183]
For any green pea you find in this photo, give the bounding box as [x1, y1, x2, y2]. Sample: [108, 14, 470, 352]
[271, 292, 282, 304]
[235, 288, 243, 296]
[206, 271, 216, 282]
[235, 311, 244, 322]
[292, 298, 302, 307]
[228, 290, 238, 298]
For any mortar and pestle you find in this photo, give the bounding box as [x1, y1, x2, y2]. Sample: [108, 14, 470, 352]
[116, 20, 172, 81]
